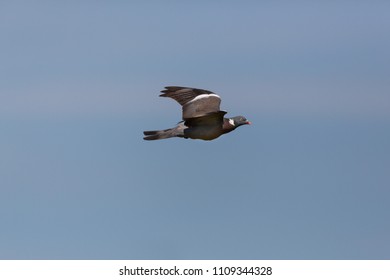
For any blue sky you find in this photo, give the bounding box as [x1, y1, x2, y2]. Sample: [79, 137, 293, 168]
[1, 1, 389, 259]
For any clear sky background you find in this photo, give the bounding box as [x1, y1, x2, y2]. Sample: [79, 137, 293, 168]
[1, 1, 389, 259]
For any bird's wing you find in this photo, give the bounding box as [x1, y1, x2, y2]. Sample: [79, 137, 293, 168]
[160, 86, 222, 119]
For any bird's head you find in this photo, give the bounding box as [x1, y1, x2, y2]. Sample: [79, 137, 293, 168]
[230, 116, 251, 127]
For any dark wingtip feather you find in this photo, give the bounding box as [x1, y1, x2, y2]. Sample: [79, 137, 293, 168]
[160, 86, 187, 96]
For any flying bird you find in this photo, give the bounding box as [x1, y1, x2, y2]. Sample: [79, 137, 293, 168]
[143, 86, 250, 141]
[144, 86, 251, 140]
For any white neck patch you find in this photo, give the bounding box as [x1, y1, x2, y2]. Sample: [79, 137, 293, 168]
[229, 119, 235, 126]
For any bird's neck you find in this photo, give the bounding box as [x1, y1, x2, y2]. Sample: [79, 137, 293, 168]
[222, 118, 236, 133]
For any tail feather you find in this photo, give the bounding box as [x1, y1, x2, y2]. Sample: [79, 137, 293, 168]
[143, 130, 162, 136]
[143, 128, 178, 140]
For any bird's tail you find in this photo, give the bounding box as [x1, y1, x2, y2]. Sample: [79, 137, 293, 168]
[143, 127, 180, 140]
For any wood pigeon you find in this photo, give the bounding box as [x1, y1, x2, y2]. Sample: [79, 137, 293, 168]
[143, 86, 250, 141]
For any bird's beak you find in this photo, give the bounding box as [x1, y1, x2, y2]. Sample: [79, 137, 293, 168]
[246, 121, 251, 125]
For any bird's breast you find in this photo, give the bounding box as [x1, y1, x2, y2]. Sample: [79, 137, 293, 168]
[183, 125, 223, 140]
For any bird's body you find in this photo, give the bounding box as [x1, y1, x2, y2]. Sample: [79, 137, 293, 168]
[143, 86, 250, 141]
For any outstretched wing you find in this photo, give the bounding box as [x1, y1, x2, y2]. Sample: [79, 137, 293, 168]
[160, 86, 222, 119]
